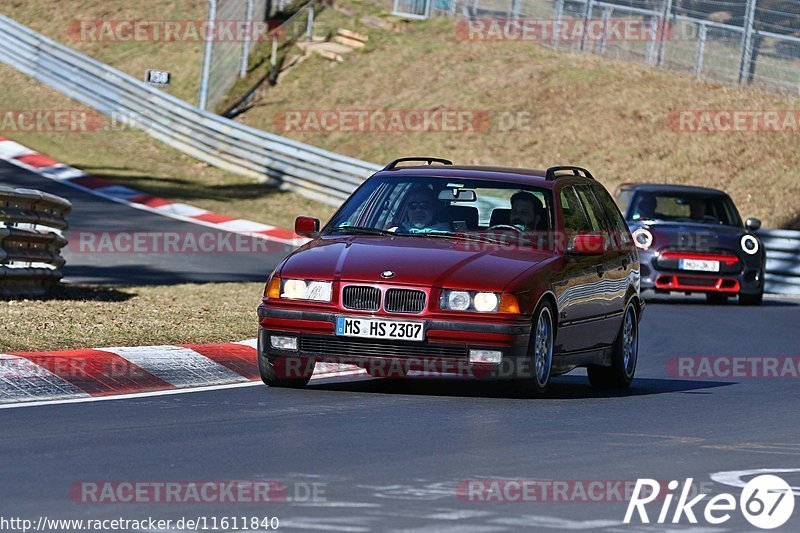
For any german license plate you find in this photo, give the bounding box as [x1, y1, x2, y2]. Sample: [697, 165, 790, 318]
[335, 316, 424, 342]
[679, 259, 719, 272]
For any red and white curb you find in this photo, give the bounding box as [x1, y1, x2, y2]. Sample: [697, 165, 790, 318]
[0, 340, 364, 406]
[0, 137, 306, 246]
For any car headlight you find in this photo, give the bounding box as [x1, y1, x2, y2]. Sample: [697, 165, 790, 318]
[741, 234, 759, 255]
[440, 290, 511, 313]
[632, 228, 653, 250]
[473, 292, 499, 312]
[280, 279, 332, 301]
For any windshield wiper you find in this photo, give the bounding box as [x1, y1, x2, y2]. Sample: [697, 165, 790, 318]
[410, 231, 509, 245]
[329, 226, 394, 236]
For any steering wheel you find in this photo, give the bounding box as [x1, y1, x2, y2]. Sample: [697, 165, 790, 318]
[487, 224, 525, 235]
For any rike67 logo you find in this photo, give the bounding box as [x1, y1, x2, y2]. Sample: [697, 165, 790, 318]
[625, 475, 795, 529]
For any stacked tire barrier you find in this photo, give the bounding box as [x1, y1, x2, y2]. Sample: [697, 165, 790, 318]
[0, 186, 70, 297]
[758, 229, 800, 296]
[0, 15, 380, 207]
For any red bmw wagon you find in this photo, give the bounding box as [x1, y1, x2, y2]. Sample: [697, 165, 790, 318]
[257, 158, 642, 396]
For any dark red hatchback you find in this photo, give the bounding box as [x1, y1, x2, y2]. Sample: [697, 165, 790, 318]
[258, 158, 642, 396]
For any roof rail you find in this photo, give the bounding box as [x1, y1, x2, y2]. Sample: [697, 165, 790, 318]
[545, 166, 594, 181]
[382, 157, 453, 171]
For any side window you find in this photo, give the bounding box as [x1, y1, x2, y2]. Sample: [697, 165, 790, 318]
[575, 185, 605, 232]
[592, 185, 633, 246]
[560, 186, 590, 239]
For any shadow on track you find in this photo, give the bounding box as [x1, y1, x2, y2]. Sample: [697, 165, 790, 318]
[0, 284, 133, 302]
[306, 375, 733, 400]
[643, 295, 797, 307]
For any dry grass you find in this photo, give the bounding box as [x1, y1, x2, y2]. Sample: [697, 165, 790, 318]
[2, 0, 206, 103]
[0, 283, 263, 352]
[238, 0, 800, 229]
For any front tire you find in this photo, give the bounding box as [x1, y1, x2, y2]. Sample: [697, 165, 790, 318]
[258, 337, 314, 388]
[739, 290, 763, 306]
[511, 302, 554, 398]
[588, 302, 638, 390]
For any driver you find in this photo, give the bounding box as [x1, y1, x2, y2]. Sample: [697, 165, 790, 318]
[393, 186, 451, 233]
[510, 191, 546, 231]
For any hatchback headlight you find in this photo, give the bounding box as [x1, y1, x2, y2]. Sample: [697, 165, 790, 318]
[632, 228, 653, 250]
[440, 290, 511, 313]
[280, 279, 332, 301]
[741, 234, 759, 255]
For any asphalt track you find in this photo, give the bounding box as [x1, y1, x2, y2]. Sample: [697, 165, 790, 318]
[2, 295, 799, 531]
[0, 160, 292, 284]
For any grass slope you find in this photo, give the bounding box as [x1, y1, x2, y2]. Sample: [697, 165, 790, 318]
[240, 0, 800, 229]
[0, 283, 262, 351]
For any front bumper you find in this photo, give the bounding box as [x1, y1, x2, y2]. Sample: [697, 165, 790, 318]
[258, 305, 534, 379]
[638, 249, 763, 295]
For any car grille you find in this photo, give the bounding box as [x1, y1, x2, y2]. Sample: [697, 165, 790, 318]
[342, 285, 380, 311]
[300, 337, 467, 360]
[384, 288, 426, 314]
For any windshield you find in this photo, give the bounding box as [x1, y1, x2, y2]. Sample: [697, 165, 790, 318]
[325, 176, 554, 248]
[628, 191, 741, 226]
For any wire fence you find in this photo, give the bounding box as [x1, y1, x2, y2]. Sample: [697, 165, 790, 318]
[199, 0, 270, 110]
[389, 0, 800, 95]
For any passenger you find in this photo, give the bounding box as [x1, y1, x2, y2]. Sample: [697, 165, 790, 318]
[510, 191, 546, 231]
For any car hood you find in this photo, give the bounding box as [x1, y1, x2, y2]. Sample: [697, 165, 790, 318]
[279, 235, 553, 291]
[629, 220, 749, 250]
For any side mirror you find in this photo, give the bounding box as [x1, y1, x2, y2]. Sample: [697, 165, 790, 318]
[745, 218, 761, 231]
[570, 233, 606, 255]
[294, 216, 320, 238]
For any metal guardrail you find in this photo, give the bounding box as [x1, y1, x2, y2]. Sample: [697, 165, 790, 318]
[758, 229, 800, 295]
[0, 186, 70, 297]
[1, 16, 798, 295]
[0, 15, 380, 206]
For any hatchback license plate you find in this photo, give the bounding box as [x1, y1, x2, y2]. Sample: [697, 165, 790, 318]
[679, 259, 720, 272]
[335, 316, 424, 342]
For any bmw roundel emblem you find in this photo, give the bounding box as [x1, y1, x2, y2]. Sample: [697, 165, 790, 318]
[381, 270, 395, 279]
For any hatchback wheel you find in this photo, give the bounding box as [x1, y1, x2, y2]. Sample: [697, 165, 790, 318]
[588, 302, 638, 389]
[739, 290, 763, 306]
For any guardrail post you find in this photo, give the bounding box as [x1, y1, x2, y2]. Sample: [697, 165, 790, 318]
[198, 0, 217, 110]
[737, 0, 757, 85]
[306, 7, 314, 41]
[655, 0, 673, 67]
[240, 0, 255, 78]
[579, 0, 595, 52]
[694, 23, 707, 78]
[552, 0, 564, 47]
